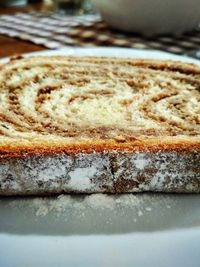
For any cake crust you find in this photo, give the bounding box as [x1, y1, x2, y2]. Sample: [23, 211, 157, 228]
[0, 139, 200, 158]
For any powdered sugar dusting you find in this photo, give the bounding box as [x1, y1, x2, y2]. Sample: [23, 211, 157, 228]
[0, 150, 199, 195]
[2, 193, 200, 236]
[86, 194, 115, 209]
[114, 151, 200, 193]
[35, 205, 49, 217]
[137, 210, 143, 217]
[68, 166, 97, 191]
[29, 193, 175, 219]
[0, 152, 114, 195]
[133, 153, 150, 170]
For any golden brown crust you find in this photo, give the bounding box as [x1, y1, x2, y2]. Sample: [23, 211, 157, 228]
[0, 139, 200, 158]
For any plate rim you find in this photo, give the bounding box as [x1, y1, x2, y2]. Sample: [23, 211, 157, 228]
[1, 46, 200, 66]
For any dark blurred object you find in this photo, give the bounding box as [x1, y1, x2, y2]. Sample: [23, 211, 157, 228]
[54, 0, 93, 15]
[0, 0, 55, 14]
[28, 0, 43, 3]
[185, 50, 200, 60]
[0, 0, 27, 6]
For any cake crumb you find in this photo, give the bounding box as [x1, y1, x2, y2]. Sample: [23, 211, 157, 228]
[28, 193, 175, 218]
[145, 207, 152, 212]
[137, 210, 143, 217]
[86, 194, 115, 209]
[35, 205, 49, 217]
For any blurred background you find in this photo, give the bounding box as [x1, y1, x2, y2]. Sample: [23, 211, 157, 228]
[0, 0, 94, 15]
[0, 0, 199, 58]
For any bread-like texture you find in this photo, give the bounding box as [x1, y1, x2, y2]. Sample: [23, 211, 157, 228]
[0, 56, 199, 195]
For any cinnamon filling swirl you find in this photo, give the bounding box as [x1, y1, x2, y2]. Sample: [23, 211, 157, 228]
[0, 57, 199, 142]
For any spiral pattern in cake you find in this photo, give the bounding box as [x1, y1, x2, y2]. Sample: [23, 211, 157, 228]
[0, 56, 199, 143]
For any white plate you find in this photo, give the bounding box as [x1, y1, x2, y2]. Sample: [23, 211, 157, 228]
[1, 46, 200, 65]
[0, 47, 200, 267]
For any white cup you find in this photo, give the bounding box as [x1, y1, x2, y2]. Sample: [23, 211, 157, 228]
[91, 0, 200, 35]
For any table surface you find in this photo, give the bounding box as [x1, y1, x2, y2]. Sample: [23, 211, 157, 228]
[0, 3, 51, 58]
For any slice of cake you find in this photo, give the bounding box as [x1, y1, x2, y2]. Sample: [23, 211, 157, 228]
[0, 56, 199, 195]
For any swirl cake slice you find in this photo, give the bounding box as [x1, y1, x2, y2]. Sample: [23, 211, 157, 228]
[0, 56, 199, 195]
